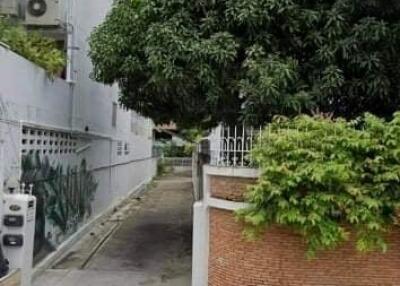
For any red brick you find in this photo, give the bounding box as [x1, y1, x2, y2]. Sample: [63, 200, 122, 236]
[210, 175, 256, 202]
[208, 175, 400, 286]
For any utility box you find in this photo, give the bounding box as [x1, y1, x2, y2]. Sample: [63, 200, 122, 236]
[2, 193, 36, 286]
[25, 0, 61, 26]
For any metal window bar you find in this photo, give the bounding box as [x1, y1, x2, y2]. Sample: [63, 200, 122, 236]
[210, 124, 263, 168]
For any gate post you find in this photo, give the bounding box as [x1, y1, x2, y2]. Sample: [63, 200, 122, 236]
[192, 201, 209, 286]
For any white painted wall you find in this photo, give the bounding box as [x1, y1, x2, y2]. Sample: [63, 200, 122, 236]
[0, 47, 71, 127]
[0, 0, 156, 246]
[0, 46, 73, 179]
[67, 0, 155, 216]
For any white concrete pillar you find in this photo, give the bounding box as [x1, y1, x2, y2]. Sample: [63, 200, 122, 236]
[192, 201, 209, 286]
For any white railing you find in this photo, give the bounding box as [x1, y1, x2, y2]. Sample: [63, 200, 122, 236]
[163, 157, 193, 167]
[209, 125, 262, 168]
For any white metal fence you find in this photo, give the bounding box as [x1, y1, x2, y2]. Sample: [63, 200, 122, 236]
[163, 157, 193, 167]
[209, 125, 262, 168]
[208, 119, 371, 168]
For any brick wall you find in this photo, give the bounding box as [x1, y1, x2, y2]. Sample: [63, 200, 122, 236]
[209, 175, 256, 202]
[208, 175, 400, 286]
[209, 208, 400, 286]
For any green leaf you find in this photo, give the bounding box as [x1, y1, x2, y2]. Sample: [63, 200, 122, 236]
[237, 114, 400, 256]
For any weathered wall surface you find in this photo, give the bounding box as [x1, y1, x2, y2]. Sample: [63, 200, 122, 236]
[209, 175, 255, 202]
[0, 47, 71, 126]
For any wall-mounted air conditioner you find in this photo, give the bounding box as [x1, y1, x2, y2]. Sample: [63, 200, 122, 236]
[0, 0, 19, 16]
[25, 0, 61, 26]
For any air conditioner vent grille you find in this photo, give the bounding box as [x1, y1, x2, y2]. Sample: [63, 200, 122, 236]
[27, 0, 47, 17]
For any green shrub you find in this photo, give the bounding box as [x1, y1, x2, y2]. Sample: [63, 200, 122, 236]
[162, 142, 193, 158]
[0, 19, 65, 75]
[157, 159, 168, 176]
[237, 113, 400, 257]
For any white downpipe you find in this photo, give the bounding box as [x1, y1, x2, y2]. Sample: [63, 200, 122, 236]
[18, 120, 23, 179]
[66, 0, 75, 84]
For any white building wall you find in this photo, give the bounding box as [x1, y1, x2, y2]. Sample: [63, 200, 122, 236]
[0, 47, 73, 179]
[68, 0, 154, 215]
[0, 47, 71, 128]
[0, 0, 156, 248]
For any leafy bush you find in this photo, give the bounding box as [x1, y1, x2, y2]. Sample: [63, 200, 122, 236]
[162, 142, 193, 157]
[237, 113, 400, 257]
[0, 19, 65, 75]
[157, 159, 170, 176]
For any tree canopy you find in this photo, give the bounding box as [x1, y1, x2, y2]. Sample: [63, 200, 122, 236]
[89, 0, 400, 128]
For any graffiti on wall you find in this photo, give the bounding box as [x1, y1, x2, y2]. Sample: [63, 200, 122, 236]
[21, 153, 97, 256]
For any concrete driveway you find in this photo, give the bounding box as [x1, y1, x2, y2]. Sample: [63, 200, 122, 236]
[33, 171, 193, 286]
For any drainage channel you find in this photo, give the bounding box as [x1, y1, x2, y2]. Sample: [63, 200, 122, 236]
[79, 221, 121, 269]
[51, 197, 143, 270]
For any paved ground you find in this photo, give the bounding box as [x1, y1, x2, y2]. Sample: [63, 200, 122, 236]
[33, 171, 193, 286]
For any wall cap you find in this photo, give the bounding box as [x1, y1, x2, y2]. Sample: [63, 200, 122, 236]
[204, 165, 259, 178]
[208, 197, 248, 211]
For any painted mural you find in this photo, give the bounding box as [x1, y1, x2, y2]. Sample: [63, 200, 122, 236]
[21, 153, 97, 257]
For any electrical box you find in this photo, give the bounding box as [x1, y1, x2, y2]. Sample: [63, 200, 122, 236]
[2, 193, 36, 286]
[24, 0, 61, 26]
[0, 0, 19, 16]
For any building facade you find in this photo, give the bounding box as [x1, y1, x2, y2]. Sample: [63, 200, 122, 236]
[0, 0, 156, 258]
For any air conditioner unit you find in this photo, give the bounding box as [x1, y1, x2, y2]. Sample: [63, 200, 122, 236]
[25, 0, 61, 26]
[0, 0, 19, 16]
